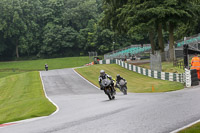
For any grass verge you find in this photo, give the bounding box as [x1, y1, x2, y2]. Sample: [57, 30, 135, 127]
[0, 71, 22, 79]
[0, 56, 90, 124]
[75, 64, 184, 93]
[0, 71, 56, 124]
[138, 61, 185, 73]
[0, 56, 89, 71]
[178, 122, 200, 133]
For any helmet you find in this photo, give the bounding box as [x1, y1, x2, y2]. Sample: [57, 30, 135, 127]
[116, 74, 120, 78]
[100, 70, 105, 77]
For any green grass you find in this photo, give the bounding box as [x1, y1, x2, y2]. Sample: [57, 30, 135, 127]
[0, 71, 56, 124]
[138, 61, 185, 73]
[178, 122, 200, 133]
[0, 56, 90, 79]
[0, 57, 184, 124]
[0, 56, 90, 71]
[0, 69, 25, 79]
[0, 56, 90, 124]
[75, 64, 184, 93]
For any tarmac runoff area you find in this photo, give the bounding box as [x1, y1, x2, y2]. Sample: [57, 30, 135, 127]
[1, 68, 200, 133]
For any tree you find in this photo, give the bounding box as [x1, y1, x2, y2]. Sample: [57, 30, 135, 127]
[0, 0, 27, 58]
[0, 0, 43, 59]
[101, 0, 200, 61]
[1, 0, 199, 60]
[163, 0, 200, 61]
[101, 0, 160, 54]
[42, 23, 78, 56]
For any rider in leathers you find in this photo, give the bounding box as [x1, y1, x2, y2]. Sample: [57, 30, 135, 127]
[115, 74, 127, 88]
[99, 70, 116, 94]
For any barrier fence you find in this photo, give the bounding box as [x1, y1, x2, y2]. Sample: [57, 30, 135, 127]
[97, 59, 184, 83]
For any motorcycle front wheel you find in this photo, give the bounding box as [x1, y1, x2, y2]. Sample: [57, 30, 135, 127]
[105, 89, 112, 100]
[122, 86, 127, 95]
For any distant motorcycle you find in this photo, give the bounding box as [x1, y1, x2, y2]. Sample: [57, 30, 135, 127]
[116, 79, 127, 95]
[45, 64, 48, 71]
[101, 78, 115, 100]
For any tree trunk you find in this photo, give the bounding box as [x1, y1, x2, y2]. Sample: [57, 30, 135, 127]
[169, 22, 174, 62]
[157, 23, 164, 52]
[16, 40, 19, 58]
[157, 23, 165, 61]
[149, 30, 155, 54]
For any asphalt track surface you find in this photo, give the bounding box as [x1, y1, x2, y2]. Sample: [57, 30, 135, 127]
[1, 68, 200, 133]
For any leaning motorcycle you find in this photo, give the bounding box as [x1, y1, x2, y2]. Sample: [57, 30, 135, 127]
[101, 78, 115, 100]
[116, 79, 127, 95]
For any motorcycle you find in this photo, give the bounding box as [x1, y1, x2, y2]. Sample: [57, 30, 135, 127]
[116, 79, 127, 95]
[101, 78, 115, 100]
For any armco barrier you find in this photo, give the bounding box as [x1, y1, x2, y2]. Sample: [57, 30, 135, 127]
[97, 59, 184, 83]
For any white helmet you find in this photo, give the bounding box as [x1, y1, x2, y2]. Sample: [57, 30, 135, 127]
[100, 70, 105, 77]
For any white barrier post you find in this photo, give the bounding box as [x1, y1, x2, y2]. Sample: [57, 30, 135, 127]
[129, 64, 132, 70]
[143, 68, 146, 75]
[99, 60, 103, 64]
[106, 59, 110, 64]
[185, 68, 191, 87]
[138, 67, 141, 74]
[169, 73, 173, 81]
[154, 71, 158, 78]
[148, 69, 151, 77]
[125, 63, 128, 69]
[133, 65, 136, 72]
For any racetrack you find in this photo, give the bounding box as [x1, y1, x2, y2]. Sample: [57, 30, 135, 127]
[1, 68, 200, 133]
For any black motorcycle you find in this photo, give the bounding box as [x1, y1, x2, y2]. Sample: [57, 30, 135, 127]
[101, 78, 115, 100]
[116, 79, 127, 95]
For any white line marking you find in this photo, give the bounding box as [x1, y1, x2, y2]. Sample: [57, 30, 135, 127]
[72, 68, 100, 90]
[74, 67, 199, 133]
[40, 72, 59, 116]
[170, 119, 200, 133]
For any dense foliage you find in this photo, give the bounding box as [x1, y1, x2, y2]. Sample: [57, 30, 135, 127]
[0, 0, 146, 61]
[0, 0, 200, 61]
[101, 0, 200, 61]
